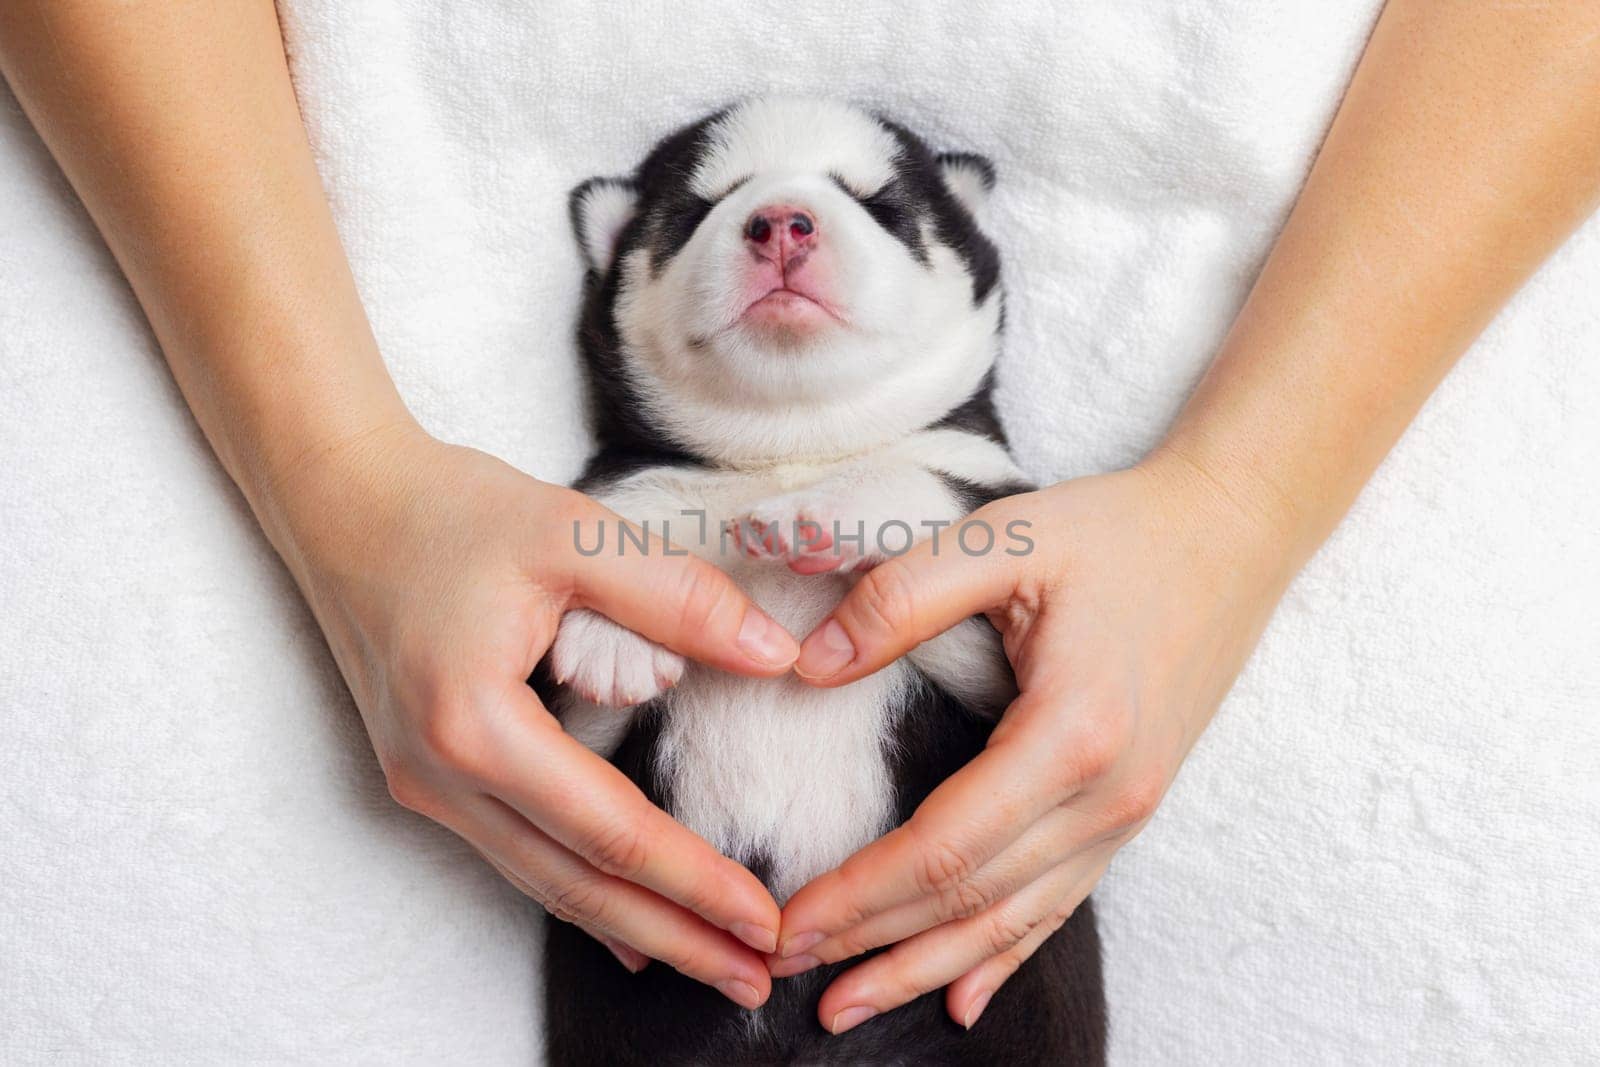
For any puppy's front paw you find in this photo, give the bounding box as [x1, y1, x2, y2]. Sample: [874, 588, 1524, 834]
[727, 494, 880, 575]
[549, 609, 685, 708]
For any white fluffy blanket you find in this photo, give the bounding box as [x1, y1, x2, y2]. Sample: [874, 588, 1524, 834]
[3, 2, 1596, 1062]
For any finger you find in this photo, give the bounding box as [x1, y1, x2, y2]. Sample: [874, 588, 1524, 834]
[776, 691, 1073, 959]
[461, 794, 770, 1009]
[566, 505, 797, 676]
[771, 801, 1115, 977]
[472, 843, 649, 973]
[814, 859, 1087, 1034]
[944, 850, 1114, 1030]
[476, 685, 781, 954]
[792, 517, 1021, 685]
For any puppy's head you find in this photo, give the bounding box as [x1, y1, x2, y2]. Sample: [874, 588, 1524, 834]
[573, 97, 1002, 465]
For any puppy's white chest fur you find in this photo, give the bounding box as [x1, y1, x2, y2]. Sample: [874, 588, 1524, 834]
[660, 564, 909, 903]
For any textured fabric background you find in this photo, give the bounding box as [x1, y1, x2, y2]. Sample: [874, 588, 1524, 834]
[3, 2, 1596, 1062]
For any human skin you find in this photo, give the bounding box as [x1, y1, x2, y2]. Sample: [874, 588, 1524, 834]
[773, 0, 1600, 1034]
[3, 0, 1598, 1035]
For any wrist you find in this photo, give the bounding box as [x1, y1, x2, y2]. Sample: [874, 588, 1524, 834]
[1132, 441, 1307, 592]
[247, 409, 433, 582]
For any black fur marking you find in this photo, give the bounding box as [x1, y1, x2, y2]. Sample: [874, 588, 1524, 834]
[564, 111, 737, 465]
[875, 118, 1003, 305]
[575, 453, 704, 498]
[543, 679, 1106, 1067]
[709, 175, 751, 203]
[650, 194, 715, 275]
[926, 406, 1035, 515]
[937, 472, 1036, 518]
[931, 371, 1009, 445]
[569, 236, 699, 463]
[634, 110, 729, 275]
[830, 172, 930, 265]
[927, 373, 1034, 515]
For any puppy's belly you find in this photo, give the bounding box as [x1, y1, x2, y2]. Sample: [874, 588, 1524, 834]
[657, 562, 909, 903]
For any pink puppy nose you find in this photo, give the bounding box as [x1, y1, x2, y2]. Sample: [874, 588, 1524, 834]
[744, 205, 817, 264]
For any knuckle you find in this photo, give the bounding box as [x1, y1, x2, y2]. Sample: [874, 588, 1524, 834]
[1105, 771, 1166, 829]
[1012, 904, 1079, 964]
[493, 863, 541, 902]
[850, 562, 917, 638]
[1045, 900, 1079, 935]
[1061, 701, 1132, 787]
[545, 876, 611, 927]
[946, 874, 999, 920]
[911, 834, 980, 898]
[831, 928, 874, 960]
[416, 699, 487, 775]
[577, 816, 652, 881]
[382, 765, 433, 815]
[1066, 737, 1117, 790]
[982, 907, 1036, 958]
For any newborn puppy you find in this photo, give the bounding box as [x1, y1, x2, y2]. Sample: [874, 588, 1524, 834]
[541, 97, 1105, 1066]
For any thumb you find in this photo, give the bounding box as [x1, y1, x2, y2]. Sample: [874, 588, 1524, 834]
[793, 523, 1021, 686]
[568, 512, 798, 677]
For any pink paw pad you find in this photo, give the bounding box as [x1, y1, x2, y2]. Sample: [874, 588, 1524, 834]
[726, 511, 870, 573]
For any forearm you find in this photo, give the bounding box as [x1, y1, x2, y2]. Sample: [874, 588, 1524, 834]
[1156, 0, 1600, 563]
[0, 1, 412, 550]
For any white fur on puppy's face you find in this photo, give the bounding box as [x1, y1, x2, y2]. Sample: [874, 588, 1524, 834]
[612, 97, 1001, 466]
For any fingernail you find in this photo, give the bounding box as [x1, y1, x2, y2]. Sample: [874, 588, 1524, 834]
[962, 989, 993, 1030]
[795, 619, 854, 680]
[829, 1005, 877, 1034]
[737, 609, 798, 668]
[768, 953, 820, 979]
[731, 921, 778, 954]
[600, 937, 648, 974]
[780, 930, 824, 959]
[716, 978, 763, 1010]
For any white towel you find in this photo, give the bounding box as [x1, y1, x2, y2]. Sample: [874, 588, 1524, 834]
[3, 2, 1596, 1062]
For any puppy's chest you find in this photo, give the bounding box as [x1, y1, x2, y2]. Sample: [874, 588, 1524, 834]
[613, 463, 916, 902]
[657, 656, 908, 903]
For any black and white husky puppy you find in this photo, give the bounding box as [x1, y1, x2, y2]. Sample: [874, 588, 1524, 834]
[542, 97, 1105, 1066]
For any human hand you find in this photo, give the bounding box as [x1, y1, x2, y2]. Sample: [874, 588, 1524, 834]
[266, 423, 799, 1009]
[773, 455, 1295, 1032]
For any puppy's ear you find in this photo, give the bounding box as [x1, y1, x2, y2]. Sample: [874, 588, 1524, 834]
[936, 152, 996, 216]
[569, 177, 639, 273]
